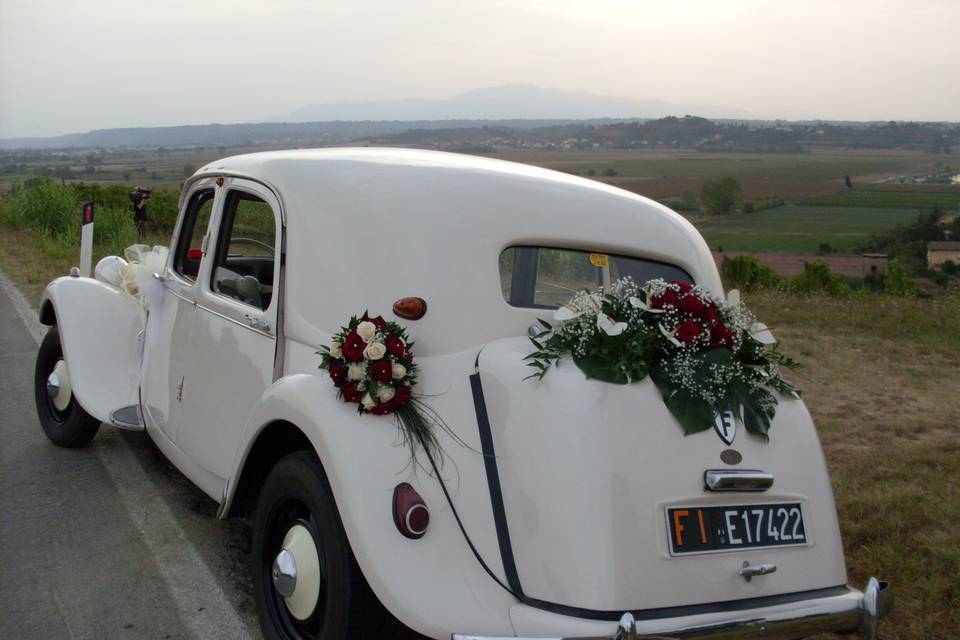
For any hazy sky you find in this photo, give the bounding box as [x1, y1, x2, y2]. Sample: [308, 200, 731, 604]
[2, 0, 958, 138]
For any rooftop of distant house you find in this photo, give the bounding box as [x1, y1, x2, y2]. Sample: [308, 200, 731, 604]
[926, 241, 960, 251]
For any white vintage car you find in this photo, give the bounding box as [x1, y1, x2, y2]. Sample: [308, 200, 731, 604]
[34, 148, 891, 640]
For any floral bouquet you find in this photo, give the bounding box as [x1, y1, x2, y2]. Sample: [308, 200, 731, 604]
[319, 312, 445, 460]
[525, 278, 799, 440]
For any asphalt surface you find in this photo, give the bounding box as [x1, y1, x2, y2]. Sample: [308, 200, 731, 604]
[0, 274, 260, 639]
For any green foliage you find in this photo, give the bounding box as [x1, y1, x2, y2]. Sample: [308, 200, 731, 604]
[943, 260, 958, 275]
[789, 261, 851, 297]
[601, 167, 618, 177]
[817, 242, 834, 255]
[854, 208, 952, 274]
[183, 163, 196, 177]
[883, 259, 913, 296]
[720, 255, 785, 291]
[700, 177, 743, 215]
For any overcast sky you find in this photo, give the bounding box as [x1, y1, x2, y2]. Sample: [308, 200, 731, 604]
[1, 0, 958, 138]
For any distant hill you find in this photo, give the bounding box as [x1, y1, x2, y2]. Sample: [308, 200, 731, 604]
[281, 84, 754, 122]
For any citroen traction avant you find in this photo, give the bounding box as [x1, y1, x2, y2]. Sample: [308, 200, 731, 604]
[34, 148, 891, 639]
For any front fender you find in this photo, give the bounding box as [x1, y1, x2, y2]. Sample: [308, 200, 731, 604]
[40, 277, 143, 425]
[227, 371, 517, 639]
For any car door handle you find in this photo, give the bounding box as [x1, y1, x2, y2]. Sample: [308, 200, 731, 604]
[243, 313, 271, 332]
[739, 561, 777, 582]
[704, 469, 774, 492]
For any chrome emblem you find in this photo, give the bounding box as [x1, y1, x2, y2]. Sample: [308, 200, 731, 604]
[712, 405, 737, 445]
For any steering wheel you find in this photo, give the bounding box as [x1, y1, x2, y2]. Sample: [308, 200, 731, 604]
[230, 237, 274, 253]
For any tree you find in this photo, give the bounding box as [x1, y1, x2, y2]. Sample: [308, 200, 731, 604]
[700, 177, 743, 215]
[183, 163, 196, 177]
[816, 242, 833, 255]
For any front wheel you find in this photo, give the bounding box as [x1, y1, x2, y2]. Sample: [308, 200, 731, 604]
[252, 451, 385, 640]
[34, 326, 100, 448]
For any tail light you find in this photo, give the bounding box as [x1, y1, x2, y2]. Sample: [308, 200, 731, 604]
[187, 248, 203, 260]
[393, 483, 429, 539]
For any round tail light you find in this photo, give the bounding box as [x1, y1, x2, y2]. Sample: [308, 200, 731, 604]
[393, 483, 429, 539]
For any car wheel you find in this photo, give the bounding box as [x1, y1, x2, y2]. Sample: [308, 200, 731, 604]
[34, 326, 100, 448]
[253, 451, 385, 640]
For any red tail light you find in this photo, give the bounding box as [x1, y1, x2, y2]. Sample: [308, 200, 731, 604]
[393, 483, 429, 539]
[187, 248, 203, 260]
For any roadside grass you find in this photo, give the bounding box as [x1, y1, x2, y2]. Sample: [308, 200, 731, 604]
[798, 189, 960, 211]
[748, 291, 960, 638]
[694, 205, 922, 254]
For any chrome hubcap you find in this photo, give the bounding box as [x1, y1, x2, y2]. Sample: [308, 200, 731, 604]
[274, 523, 322, 621]
[47, 360, 72, 412]
[272, 549, 297, 598]
[46, 372, 60, 399]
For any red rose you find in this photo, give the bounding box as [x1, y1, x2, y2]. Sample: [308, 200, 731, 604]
[341, 331, 366, 362]
[652, 289, 680, 309]
[341, 382, 362, 403]
[675, 320, 702, 344]
[392, 384, 413, 407]
[371, 359, 392, 382]
[671, 280, 693, 294]
[362, 313, 387, 331]
[678, 294, 706, 316]
[708, 323, 735, 349]
[328, 360, 347, 387]
[369, 402, 395, 415]
[385, 335, 405, 358]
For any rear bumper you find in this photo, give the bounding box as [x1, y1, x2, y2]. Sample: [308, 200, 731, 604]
[454, 577, 891, 640]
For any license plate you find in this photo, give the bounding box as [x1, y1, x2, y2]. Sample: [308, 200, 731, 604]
[667, 503, 807, 555]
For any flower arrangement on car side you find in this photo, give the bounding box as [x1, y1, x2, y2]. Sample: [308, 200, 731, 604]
[319, 312, 450, 461]
[525, 278, 800, 440]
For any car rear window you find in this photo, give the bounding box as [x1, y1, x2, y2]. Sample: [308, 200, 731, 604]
[499, 246, 692, 308]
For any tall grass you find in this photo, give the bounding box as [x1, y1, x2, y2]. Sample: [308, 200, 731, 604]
[1, 179, 179, 258]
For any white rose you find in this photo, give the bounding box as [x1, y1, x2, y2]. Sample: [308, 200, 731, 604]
[377, 386, 396, 403]
[360, 393, 376, 411]
[328, 340, 342, 359]
[363, 342, 387, 360]
[356, 321, 377, 343]
[391, 363, 407, 379]
[347, 362, 367, 381]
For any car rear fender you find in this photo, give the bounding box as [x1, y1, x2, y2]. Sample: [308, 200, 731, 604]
[39, 276, 143, 425]
[224, 370, 517, 639]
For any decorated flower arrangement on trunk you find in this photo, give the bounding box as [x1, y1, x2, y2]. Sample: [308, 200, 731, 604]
[319, 312, 447, 460]
[525, 278, 799, 440]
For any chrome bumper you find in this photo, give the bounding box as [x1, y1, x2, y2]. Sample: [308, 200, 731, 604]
[454, 578, 891, 640]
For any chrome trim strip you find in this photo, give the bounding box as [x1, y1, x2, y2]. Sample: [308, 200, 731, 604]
[452, 579, 891, 640]
[195, 302, 276, 339]
[704, 469, 774, 492]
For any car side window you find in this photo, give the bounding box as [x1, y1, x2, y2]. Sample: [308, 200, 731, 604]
[210, 190, 277, 311]
[173, 189, 215, 281]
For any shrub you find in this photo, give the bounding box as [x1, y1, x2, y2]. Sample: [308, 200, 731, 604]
[601, 167, 618, 177]
[789, 261, 851, 297]
[883, 259, 913, 296]
[700, 177, 743, 215]
[943, 259, 958, 275]
[742, 201, 755, 213]
[720, 255, 784, 291]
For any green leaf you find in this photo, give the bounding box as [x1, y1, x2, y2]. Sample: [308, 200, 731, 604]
[573, 354, 630, 384]
[650, 367, 715, 435]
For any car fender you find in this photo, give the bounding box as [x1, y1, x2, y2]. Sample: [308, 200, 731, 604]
[227, 371, 517, 639]
[39, 276, 143, 425]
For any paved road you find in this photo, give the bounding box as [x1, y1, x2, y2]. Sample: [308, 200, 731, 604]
[0, 273, 260, 639]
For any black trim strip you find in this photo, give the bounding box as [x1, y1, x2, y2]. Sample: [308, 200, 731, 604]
[468, 370, 851, 622]
[470, 373, 523, 595]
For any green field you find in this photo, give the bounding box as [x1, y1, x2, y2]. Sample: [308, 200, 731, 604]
[544, 152, 960, 181]
[694, 205, 922, 253]
[799, 189, 960, 211]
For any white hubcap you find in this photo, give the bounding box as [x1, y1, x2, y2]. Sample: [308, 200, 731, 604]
[275, 524, 321, 621]
[48, 359, 72, 412]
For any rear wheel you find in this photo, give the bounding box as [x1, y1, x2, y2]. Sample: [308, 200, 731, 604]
[252, 451, 385, 640]
[34, 326, 100, 448]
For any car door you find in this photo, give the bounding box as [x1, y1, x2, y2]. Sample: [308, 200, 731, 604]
[175, 178, 282, 482]
[141, 182, 218, 444]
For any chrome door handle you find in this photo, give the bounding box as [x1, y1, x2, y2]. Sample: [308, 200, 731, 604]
[739, 561, 777, 582]
[243, 313, 271, 332]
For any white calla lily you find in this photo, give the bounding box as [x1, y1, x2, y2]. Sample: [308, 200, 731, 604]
[658, 323, 682, 347]
[628, 296, 665, 313]
[596, 312, 627, 336]
[553, 304, 583, 322]
[726, 289, 741, 306]
[750, 322, 777, 345]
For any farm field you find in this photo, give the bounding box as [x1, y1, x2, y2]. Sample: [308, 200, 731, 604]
[693, 205, 922, 254]
[799, 189, 960, 211]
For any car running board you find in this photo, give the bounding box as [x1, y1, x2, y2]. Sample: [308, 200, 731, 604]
[109, 405, 145, 431]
